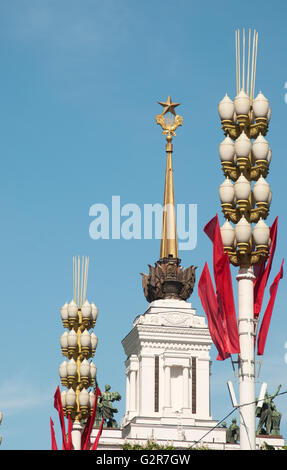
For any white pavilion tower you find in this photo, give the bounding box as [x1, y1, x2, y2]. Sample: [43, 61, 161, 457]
[121, 297, 221, 445]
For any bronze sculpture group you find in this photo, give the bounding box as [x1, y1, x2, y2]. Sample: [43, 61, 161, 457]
[95, 384, 121, 428]
[224, 385, 282, 444]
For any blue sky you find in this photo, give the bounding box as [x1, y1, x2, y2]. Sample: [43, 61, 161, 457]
[0, 0, 287, 449]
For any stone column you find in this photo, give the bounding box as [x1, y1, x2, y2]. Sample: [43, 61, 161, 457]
[164, 365, 171, 408]
[126, 371, 130, 413]
[130, 370, 136, 411]
[182, 366, 189, 409]
[196, 354, 211, 419]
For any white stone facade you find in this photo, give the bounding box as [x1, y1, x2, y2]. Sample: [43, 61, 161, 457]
[121, 299, 214, 427]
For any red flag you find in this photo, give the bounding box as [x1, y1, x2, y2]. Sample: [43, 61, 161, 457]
[204, 214, 225, 261]
[82, 387, 102, 450]
[198, 263, 230, 361]
[257, 259, 284, 355]
[91, 417, 104, 450]
[50, 418, 58, 450]
[204, 215, 240, 354]
[254, 217, 278, 317]
[54, 386, 68, 450]
[67, 414, 73, 450]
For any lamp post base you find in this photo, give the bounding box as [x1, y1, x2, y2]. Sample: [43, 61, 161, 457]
[71, 421, 83, 450]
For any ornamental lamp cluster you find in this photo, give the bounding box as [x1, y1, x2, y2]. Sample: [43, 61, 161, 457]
[58, 256, 99, 421]
[217, 89, 272, 267]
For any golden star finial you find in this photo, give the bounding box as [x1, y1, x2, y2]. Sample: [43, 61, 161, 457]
[158, 96, 180, 116]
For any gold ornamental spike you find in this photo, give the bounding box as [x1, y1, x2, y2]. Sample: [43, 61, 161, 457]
[156, 97, 183, 259]
[73, 255, 89, 306]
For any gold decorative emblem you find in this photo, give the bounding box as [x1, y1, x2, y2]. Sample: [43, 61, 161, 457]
[156, 95, 183, 136]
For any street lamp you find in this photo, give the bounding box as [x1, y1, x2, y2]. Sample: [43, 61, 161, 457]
[58, 256, 99, 450]
[217, 28, 272, 450]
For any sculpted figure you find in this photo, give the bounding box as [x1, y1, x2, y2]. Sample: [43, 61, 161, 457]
[226, 418, 240, 444]
[96, 384, 121, 428]
[256, 385, 282, 435]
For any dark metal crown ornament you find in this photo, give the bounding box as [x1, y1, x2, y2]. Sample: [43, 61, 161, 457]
[141, 257, 196, 303]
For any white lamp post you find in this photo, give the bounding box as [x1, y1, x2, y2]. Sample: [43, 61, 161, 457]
[217, 28, 272, 450]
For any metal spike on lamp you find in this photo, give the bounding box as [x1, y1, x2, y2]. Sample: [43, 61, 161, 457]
[217, 28, 272, 450]
[58, 256, 99, 450]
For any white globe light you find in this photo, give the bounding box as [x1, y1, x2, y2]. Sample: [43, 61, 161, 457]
[268, 190, 272, 206]
[81, 300, 92, 319]
[80, 359, 90, 378]
[91, 332, 98, 351]
[253, 219, 270, 246]
[59, 360, 68, 379]
[218, 94, 235, 120]
[220, 221, 235, 248]
[219, 136, 235, 162]
[267, 148, 272, 165]
[67, 358, 77, 377]
[90, 362, 97, 379]
[91, 303, 99, 323]
[79, 388, 90, 408]
[80, 330, 91, 348]
[234, 90, 250, 115]
[267, 106, 271, 123]
[67, 329, 78, 348]
[68, 300, 78, 319]
[253, 176, 271, 203]
[235, 131, 251, 158]
[60, 302, 69, 321]
[252, 134, 269, 161]
[219, 177, 235, 204]
[253, 92, 269, 118]
[60, 331, 69, 349]
[61, 390, 67, 408]
[234, 174, 251, 201]
[66, 388, 76, 407]
[89, 391, 95, 409]
[235, 216, 251, 244]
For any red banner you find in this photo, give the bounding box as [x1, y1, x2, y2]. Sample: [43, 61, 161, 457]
[257, 259, 284, 355]
[204, 215, 240, 354]
[254, 217, 278, 317]
[91, 418, 104, 450]
[82, 386, 102, 450]
[50, 418, 58, 450]
[198, 263, 230, 360]
[54, 386, 68, 450]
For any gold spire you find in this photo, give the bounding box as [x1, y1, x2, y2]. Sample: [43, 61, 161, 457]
[156, 97, 183, 259]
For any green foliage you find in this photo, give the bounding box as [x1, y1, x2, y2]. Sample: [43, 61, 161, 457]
[122, 439, 175, 450]
[122, 440, 210, 450]
[188, 445, 210, 450]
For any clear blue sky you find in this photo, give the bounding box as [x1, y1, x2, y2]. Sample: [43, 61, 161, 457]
[0, 0, 287, 449]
